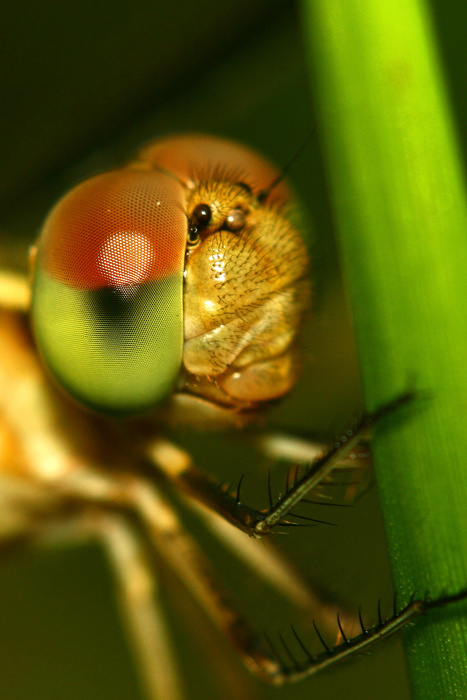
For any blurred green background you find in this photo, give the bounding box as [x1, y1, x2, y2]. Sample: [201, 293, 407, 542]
[0, 1, 465, 698]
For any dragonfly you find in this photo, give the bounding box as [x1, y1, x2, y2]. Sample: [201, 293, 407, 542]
[0, 133, 465, 700]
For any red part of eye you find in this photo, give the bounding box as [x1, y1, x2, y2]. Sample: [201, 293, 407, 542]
[138, 134, 291, 205]
[39, 168, 186, 289]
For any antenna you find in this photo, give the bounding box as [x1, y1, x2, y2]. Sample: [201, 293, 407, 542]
[256, 134, 314, 204]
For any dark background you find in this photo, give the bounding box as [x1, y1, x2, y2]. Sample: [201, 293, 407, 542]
[0, 1, 465, 698]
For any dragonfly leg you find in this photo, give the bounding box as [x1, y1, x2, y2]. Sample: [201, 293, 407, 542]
[66, 472, 467, 686]
[89, 511, 185, 700]
[147, 393, 411, 538]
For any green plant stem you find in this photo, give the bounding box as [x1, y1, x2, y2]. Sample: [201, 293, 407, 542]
[301, 0, 467, 697]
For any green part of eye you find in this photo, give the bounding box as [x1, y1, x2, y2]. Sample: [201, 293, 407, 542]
[31, 266, 183, 415]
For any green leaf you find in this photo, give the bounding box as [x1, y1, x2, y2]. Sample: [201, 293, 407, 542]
[302, 0, 467, 696]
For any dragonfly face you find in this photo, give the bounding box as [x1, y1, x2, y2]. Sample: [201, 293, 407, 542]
[31, 134, 310, 422]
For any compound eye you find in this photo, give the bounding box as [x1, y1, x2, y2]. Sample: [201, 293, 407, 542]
[225, 207, 246, 232]
[191, 203, 212, 228]
[31, 168, 187, 415]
